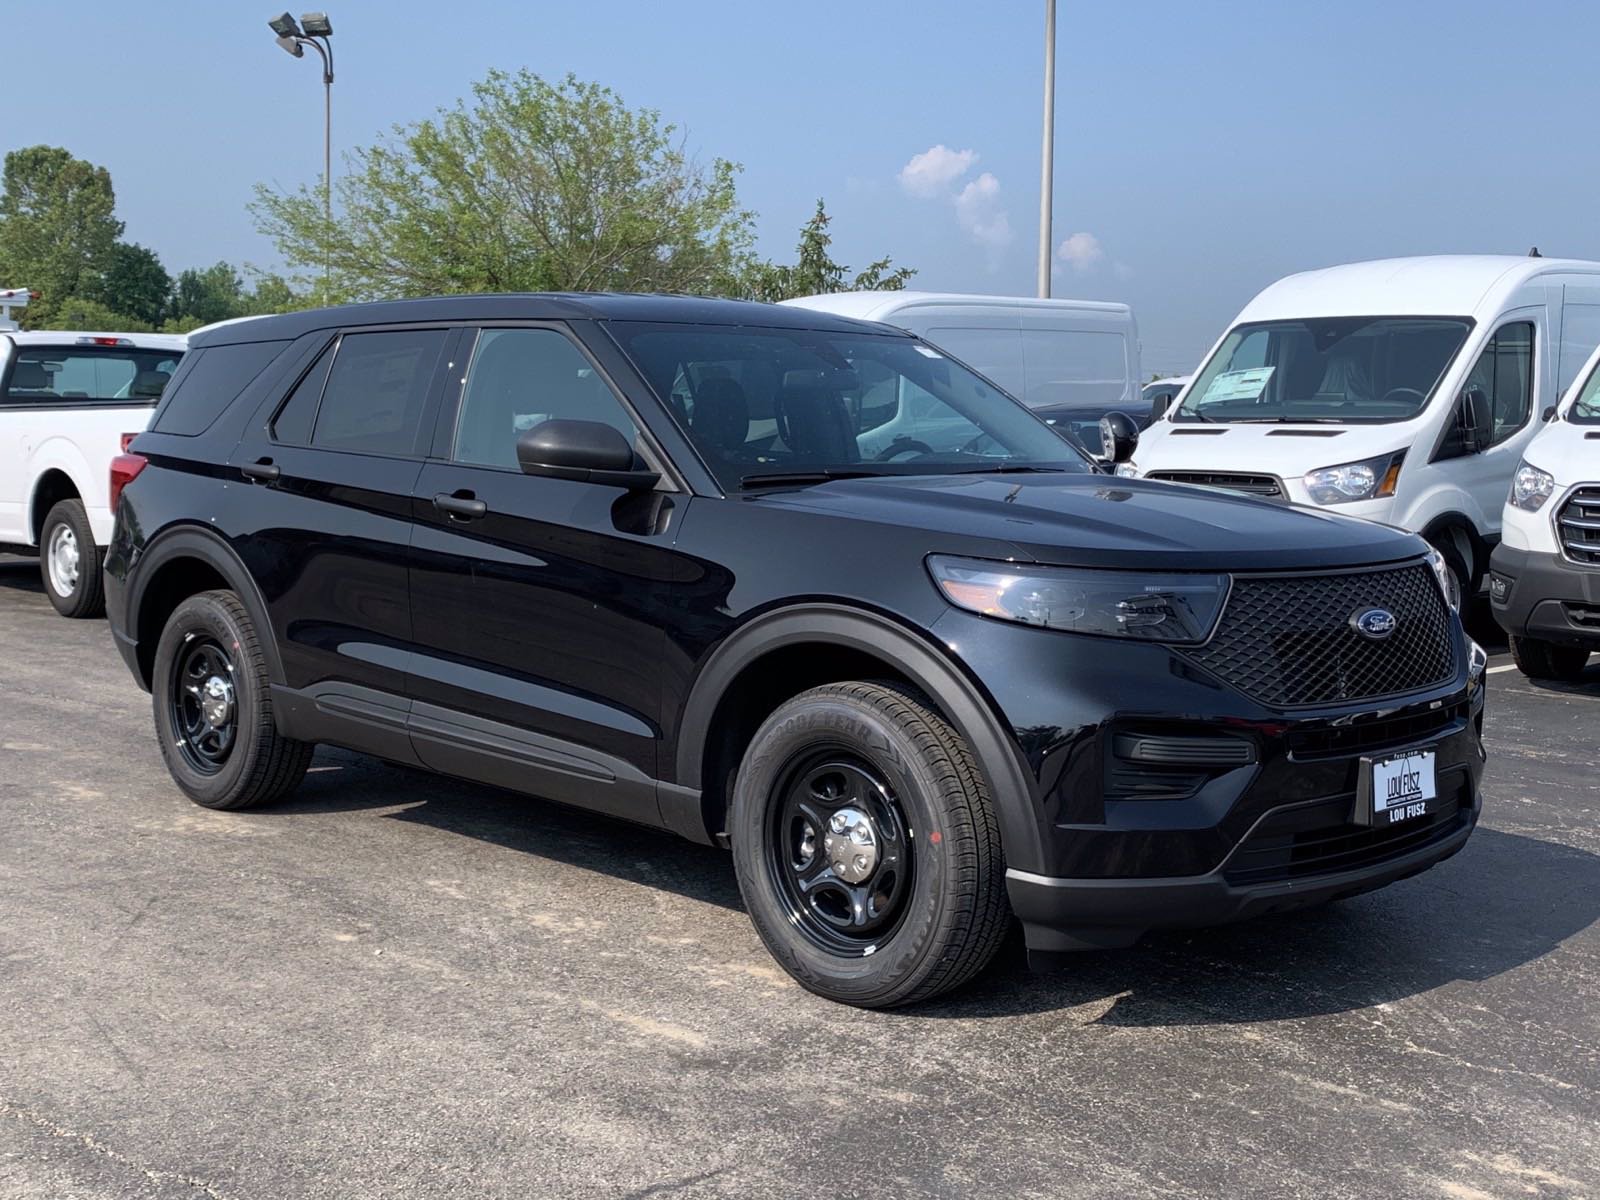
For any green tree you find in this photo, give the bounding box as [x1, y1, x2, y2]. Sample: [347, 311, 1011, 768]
[252, 69, 755, 302]
[741, 199, 914, 303]
[168, 261, 246, 326]
[96, 242, 171, 327]
[42, 296, 153, 333]
[0, 145, 124, 325]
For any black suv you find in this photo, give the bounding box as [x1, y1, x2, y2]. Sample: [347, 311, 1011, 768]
[106, 295, 1487, 1007]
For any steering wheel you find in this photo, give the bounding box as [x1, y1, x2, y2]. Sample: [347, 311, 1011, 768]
[874, 438, 935, 462]
[1379, 387, 1426, 408]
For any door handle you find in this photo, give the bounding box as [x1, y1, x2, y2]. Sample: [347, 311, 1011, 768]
[240, 459, 281, 483]
[433, 491, 488, 519]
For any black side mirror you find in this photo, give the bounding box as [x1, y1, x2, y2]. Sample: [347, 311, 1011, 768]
[1149, 392, 1173, 422]
[1099, 411, 1139, 464]
[1543, 406, 1558, 423]
[1461, 386, 1493, 451]
[516, 419, 660, 490]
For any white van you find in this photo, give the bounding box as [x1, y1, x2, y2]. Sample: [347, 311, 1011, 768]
[1120, 256, 1600, 603]
[784, 291, 1142, 422]
[1489, 338, 1600, 680]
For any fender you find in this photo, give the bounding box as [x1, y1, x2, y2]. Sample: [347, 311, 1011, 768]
[673, 602, 1048, 874]
[26, 438, 99, 539]
[125, 524, 286, 690]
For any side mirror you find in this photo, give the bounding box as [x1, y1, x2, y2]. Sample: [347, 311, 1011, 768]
[1099, 411, 1140, 464]
[516, 419, 660, 490]
[1543, 406, 1558, 423]
[1461, 386, 1493, 451]
[1149, 392, 1173, 422]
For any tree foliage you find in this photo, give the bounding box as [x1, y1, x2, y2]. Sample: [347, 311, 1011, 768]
[96, 241, 171, 327]
[41, 296, 153, 333]
[252, 70, 757, 302]
[741, 199, 914, 302]
[0, 146, 124, 326]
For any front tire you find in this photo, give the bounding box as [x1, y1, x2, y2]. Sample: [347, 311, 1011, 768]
[730, 681, 1010, 1008]
[151, 590, 313, 809]
[39, 499, 104, 618]
[1510, 636, 1591, 682]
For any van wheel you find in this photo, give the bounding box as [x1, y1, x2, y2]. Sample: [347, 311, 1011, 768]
[151, 590, 314, 809]
[1429, 539, 1470, 611]
[1510, 636, 1591, 682]
[39, 499, 105, 619]
[730, 681, 1010, 1008]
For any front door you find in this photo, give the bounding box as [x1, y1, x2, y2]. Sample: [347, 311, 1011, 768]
[407, 324, 684, 824]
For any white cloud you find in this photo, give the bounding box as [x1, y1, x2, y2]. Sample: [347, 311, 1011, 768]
[954, 173, 1013, 249]
[1056, 231, 1105, 272]
[898, 144, 978, 198]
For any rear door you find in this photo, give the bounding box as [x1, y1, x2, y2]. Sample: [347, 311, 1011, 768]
[407, 322, 683, 824]
[228, 324, 458, 714]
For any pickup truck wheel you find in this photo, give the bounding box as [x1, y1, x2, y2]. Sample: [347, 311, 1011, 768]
[730, 681, 1010, 1008]
[151, 590, 313, 809]
[1510, 636, 1591, 682]
[40, 499, 105, 618]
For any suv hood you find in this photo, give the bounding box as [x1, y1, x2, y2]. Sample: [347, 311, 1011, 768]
[1132, 420, 1414, 479]
[751, 472, 1421, 571]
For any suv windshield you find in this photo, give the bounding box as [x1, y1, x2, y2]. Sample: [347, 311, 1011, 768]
[1570, 357, 1600, 425]
[610, 322, 1093, 489]
[1175, 317, 1471, 425]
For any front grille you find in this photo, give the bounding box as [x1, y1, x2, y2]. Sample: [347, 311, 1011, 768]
[1224, 780, 1469, 886]
[1286, 700, 1469, 760]
[1558, 487, 1600, 565]
[1183, 563, 1456, 707]
[1148, 470, 1283, 499]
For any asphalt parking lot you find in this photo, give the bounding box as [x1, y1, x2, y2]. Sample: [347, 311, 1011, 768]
[0, 555, 1596, 1200]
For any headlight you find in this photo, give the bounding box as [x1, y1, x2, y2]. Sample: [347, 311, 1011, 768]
[1425, 547, 1461, 612]
[1114, 462, 1139, 478]
[1304, 451, 1405, 505]
[928, 556, 1227, 643]
[1509, 461, 1555, 511]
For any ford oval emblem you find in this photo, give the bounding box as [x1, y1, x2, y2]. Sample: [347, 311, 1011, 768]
[1351, 608, 1398, 640]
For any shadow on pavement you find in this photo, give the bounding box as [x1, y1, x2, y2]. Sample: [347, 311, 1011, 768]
[0, 557, 43, 594]
[270, 751, 1598, 1024]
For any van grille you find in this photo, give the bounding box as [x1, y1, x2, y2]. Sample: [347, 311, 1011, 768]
[1147, 470, 1283, 499]
[1557, 487, 1600, 565]
[1182, 563, 1457, 708]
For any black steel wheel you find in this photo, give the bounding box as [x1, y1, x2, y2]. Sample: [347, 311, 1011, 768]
[169, 634, 239, 775]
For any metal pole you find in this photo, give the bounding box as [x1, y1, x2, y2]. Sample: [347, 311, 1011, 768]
[1036, 0, 1056, 299]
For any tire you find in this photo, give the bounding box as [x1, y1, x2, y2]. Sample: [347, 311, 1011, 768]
[1429, 538, 1470, 612]
[1510, 636, 1591, 682]
[730, 681, 1010, 1008]
[151, 589, 313, 809]
[39, 498, 105, 619]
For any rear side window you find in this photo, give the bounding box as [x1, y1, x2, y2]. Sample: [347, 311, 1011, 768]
[1019, 328, 1129, 408]
[153, 341, 290, 435]
[270, 340, 336, 445]
[311, 330, 448, 456]
[3, 344, 184, 407]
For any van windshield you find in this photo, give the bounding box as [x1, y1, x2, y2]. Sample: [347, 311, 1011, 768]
[1174, 317, 1472, 424]
[1570, 358, 1600, 425]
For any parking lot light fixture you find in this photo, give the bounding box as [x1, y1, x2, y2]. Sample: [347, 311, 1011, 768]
[267, 11, 302, 37]
[275, 33, 304, 57]
[300, 11, 333, 37]
[265, 10, 335, 248]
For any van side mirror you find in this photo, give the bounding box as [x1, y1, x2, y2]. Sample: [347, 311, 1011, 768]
[1149, 392, 1173, 422]
[1461, 386, 1493, 452]
[516, 419, 660, 490]
[1543, 406, 1558, 423]
[1099, 411, 1140, 464]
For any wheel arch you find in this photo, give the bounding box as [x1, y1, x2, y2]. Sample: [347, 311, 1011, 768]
[29, 467, 85, 545]
[1420, 511, 1487, 587]
[671, 603, 1045, 873]
[126, 526, 284, 691]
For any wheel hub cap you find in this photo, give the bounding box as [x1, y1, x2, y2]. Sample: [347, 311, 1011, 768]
[823, 806, 878, 883]
[200, 675, 234, 728]
[47, 526, 80, 595]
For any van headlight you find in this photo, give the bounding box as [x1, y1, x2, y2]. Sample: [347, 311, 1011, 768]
[1304, 451, 1405, 505]
[1509, 461, 1555, 511]
[928, 556, 1227, 643]
[1114, 462, 1139, 478]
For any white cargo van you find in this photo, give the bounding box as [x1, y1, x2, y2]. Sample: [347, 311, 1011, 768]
[1489, 338, 1600, 680]
[784, 291, 1142, 415]
[1120, 256, 1600, 603]
[0, 288, 186, 616]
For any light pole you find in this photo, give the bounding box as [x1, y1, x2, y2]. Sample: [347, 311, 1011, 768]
[1036, 0, 1056, 299]
[268, 12, 334, 229]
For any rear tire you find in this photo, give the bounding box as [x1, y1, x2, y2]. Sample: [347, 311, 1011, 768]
[1510, 636, 1591, 682]
[151, 589, 313, 809]
[730, 681, 1010, 1008]
[39, 499, 104, 619]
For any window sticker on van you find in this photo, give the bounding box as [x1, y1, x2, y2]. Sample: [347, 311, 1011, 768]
[1201, 366, 1274, 404]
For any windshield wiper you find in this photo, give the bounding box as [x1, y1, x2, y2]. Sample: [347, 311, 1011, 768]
[951, 463, 1066, 475]
[739, 468, 888, 489]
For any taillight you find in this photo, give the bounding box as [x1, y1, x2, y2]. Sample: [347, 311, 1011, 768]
[109, 452, 148, 511]
[120, 432, 138, 452]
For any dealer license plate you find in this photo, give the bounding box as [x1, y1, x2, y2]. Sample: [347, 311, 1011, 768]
[1361, 749, 1438, 827]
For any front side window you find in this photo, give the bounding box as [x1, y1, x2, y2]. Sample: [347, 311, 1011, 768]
[3, 344, 184, 406]
[453, 329, 637, 469]
[611, 322, 1092, 491]
[1462, 322, 1534, 447]
[311, 329, 448, 456]
[1175, 317, 1472, 425]
[1568, 352, 1600, 425]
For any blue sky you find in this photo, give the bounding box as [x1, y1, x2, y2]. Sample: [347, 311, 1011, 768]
[9, 0, 1600, 370]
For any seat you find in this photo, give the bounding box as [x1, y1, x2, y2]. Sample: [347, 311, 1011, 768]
[690, 378, 750, 455]
[777, 376, 858, 464]
[7, 360, 54, 395]
[129, 369, 172, 398]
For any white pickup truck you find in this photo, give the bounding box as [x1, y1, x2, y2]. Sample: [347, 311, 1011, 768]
[0, 289, 186, 617]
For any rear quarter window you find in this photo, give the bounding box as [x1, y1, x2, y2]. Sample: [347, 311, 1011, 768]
[153, 340, 291, 436]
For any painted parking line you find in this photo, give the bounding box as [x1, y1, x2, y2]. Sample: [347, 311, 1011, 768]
[1487, 664, 1520, 674]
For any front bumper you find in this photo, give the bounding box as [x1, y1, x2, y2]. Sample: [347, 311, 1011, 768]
[1489, 543, 1600, 649]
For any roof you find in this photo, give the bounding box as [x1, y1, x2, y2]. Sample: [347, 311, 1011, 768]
[784, 290, 1132, 322]
[5, 330, 187, 351]
[1237, 255, 1600, 323]
[190, 292, 895, 348]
